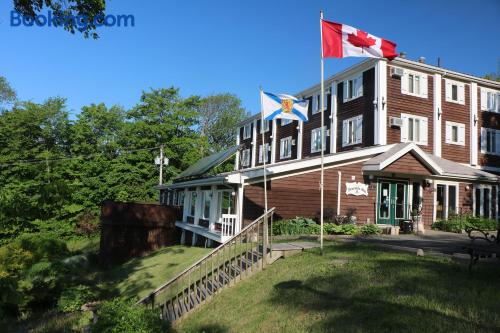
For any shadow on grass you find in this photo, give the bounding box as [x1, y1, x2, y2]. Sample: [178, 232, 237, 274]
[268, 244, 500, 332]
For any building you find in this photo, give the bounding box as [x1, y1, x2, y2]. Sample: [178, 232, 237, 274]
[159, 57, 500, 246]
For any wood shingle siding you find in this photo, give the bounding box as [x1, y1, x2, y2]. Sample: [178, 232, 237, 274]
[381, 152, 433, 176]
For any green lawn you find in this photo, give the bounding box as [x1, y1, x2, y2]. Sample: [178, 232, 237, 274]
[176, 243, 500, 333]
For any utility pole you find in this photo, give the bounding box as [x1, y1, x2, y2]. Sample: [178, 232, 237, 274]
[159, 145, 164, 185]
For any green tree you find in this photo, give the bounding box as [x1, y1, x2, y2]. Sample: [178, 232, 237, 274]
[0, 76, 16, 107]
[484, 73, 500, 82]
[198, 93, 248, 154]
[13, 0, 106, 38]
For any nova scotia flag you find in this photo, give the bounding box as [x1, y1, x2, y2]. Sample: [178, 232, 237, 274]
[261, 91, 309, 122]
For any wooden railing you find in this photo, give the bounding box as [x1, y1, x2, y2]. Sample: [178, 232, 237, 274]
[220, 214, 237, 239]
[137, 208, 275, 322]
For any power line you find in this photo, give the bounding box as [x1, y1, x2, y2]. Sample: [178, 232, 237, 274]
[0, 146, 160, 167]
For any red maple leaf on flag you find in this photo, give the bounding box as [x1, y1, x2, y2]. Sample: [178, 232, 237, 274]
[347, 29, 376, 49]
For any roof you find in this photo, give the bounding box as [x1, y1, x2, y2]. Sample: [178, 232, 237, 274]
[363, 142, 499, 182]
[174, 145, 240, 181]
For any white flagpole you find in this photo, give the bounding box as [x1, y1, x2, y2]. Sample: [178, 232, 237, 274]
[260, 87, 269, 215]
[319, 10, 325, 255]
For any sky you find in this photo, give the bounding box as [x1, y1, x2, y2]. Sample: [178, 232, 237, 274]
[0, 0, 499, 119]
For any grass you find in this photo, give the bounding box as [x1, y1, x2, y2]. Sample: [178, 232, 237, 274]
[176, 243, 500, 333]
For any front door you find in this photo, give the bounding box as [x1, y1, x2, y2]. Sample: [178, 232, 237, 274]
[377, 181, 408, 226]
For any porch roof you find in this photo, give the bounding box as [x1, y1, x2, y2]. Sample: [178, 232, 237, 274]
[363, 143, 500, 182]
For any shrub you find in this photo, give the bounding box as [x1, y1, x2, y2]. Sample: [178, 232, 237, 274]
[360, 224, 382, 235]
[432, 214, 498, 233]
[91, 298, 164, 333]
[339, 224, 359, 235]
[57, 285, 97, 313]
[272, 217, 318, 235]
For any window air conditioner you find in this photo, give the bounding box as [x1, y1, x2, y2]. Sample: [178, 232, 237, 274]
[391, 67, 404, 78]
[390, 117, 403, 127]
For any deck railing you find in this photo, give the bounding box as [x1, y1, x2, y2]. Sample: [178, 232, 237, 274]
[220, 214, 237, 239]
[137, 208, 275, 322]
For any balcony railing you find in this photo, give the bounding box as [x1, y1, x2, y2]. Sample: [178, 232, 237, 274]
[220, 214, 237, 239]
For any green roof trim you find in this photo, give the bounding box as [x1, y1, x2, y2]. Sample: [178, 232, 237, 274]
[175, 145, 240, 181]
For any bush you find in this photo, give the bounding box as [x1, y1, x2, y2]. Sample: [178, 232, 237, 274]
[272, 217, 318, 236]
[432, 214, 498, 233]
[338, 224, 359, 235]
[91, 298, 164, 333]
[360, 224, 382, 235]
[57, 285, 97, 313]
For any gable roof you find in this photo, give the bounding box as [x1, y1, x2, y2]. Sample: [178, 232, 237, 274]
[175, 145, 240, 181]
[363, 142, 499, 181]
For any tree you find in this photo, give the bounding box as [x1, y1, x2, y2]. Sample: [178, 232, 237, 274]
[197, 93, 248, 154]
[0, 76, 16, 108]
[483, 73, 500, 82]
[13, 0, 106, 38]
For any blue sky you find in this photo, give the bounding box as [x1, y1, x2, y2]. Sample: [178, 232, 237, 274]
[0, 0, 499, 118]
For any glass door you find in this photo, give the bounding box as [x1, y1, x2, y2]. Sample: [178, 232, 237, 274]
[377, 181, 408, 226]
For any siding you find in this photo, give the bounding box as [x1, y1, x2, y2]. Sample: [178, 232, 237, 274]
[336, 68, 375, 152]
[302, 95, 331, 158]
[239, 124, 253, 169]
[275, 119, 299, 162]
[441, 79, 470, 163]
[382, 152, 433, 176]
[386, 68, 434, 153]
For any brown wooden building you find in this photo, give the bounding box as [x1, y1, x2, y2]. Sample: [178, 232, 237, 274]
[159, 57, 500, 245]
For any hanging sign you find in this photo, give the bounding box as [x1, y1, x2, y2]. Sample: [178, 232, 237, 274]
[345, 182, 369, 196]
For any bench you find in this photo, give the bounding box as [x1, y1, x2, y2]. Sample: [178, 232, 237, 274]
[464, 228, 500, 271]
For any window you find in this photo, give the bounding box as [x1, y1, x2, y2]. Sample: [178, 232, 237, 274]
[481, 88, 500, 113]
[260, 119, 270, 133]
[435, 183, 458, 221]
[342, 115, 363, 147]
[281, 118, 292, 126]
[448, 186, 457, 216]
[258, 143, 269, 163]
[445, 121, 465, 145]
[189, 192, 197, 217]
[475, 186, 493, 219]
[436, 185, 445, 220]
[402, 70, 427, 98]
[481, 128, 500, 155]
[343, 74, 363, 102]
[219, 191, 235, 215]
[241, 149, 250, 167]
[445, 79, 465, 104]
[311, 127, 327, 153]
[202, 191, 211, 219]
[178, 191, 185, 206]
[243, 123, 252, 139]
[312, 93, 328, 114]
[412, 182, 422, 213]
[280, 136, 292, 159]
[401, 114, 428, 145]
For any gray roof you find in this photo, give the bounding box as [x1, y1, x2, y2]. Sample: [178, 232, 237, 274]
[363, 143, 412, 167]
[175, 145, 240, 181]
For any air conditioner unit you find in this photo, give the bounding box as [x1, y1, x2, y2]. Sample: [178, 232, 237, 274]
[390, 117, 403, 127]
[391, 67, 404, 78]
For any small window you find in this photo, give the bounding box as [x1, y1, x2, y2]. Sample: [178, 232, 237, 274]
[343, 74, 363, 102]
[342, 115, 362, 147]
[311, 127, 326, 153]
[202, 191, 212, 219]
[258, 143, 269, 163]
[445, 121, 465, 145]
[448, 185, 457, 216]
[451, 84, 458, 101]
[402, 70, 427, 98]
[243, 124, 252, 139]
[402, 114, 427, 145]
[241, 149, 251, 167]
[408, 118, 421, 142]
[445, 79, 464, 104]
[408, 74, 421, 95]
[280, 137, 292, 159]
[189, 192, 197, 217]
[281, 118, 292, 126]
[261, 120, 270, 133]
[178, 192, 185, 206]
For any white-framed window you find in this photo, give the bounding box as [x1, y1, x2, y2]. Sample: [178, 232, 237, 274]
[177, 191, 185, 206]
[241, 149, 251, 166]
[311, 126, 327, 153]
[445, 79, 465, 104]
[435, 183, 459, 221]
[401, 113, 428, 145]
[401, 69, 428, 98]
[202, 191, 212, 220]
[481, 128, 500, 155]
[342, 115, 363, 147]
[243, 123, 252, 139]
[343, 74, 363, 102]
[280, 136, 292, 159]
[260, 119, 270, 133]
[281, 118, 292, 126]
[312, 93, 328, 114]
[480, 88, 500, 113]
[445, 121, 465, 145]
[474, 185, 496, 219]
[258, 143, 270, 163]
[188, 191, 197, 217]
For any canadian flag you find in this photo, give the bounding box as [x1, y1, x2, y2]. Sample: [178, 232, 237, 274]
[321, 19, 397, 59]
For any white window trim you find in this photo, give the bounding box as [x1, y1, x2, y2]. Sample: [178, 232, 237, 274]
[201, 190, 212, 220]
[241, 149, 251, 166]
[281, 118, 292, 126]
[401, 69, 428, 99]
[480, 127, 500, 156]
[474, 184, 495, 218]
[311, 126, 327, 153]
[187, 191, 197, 218]
[433, 181, 459, 222]
[280, 136, 292, 159]
[445, 79, 465, 105]
[343, 73, 363, 102]
[480, 87, 500, 113]
[342, 115, 363, 147]
[258, 143, 270, 163]
[260, 120, 270, 133]
[243, 124, 252, 139]
[445, 121, 465, 146]
[401, 113, 428, 146]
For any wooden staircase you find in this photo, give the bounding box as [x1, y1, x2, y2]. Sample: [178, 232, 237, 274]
[137, 208, 276, 322]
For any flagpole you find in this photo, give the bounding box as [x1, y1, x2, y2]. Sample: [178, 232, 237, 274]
[259, 87, 269, 215]
[319, 10, 325, 255]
